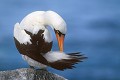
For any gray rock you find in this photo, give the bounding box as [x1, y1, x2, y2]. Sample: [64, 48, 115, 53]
[0, 68, 67, 80]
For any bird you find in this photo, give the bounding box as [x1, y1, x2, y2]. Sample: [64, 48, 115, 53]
[14, 11, 87, 70]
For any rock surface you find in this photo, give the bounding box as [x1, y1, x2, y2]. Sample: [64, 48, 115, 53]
[0, 68, 67, 80]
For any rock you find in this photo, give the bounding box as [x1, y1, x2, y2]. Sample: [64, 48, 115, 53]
[0, 68, 67, 80]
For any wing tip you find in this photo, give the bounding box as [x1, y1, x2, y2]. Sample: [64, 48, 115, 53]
[49, 52, 87, 71]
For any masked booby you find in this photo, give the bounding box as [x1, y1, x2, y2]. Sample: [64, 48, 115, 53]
[14, 11, 86, 70]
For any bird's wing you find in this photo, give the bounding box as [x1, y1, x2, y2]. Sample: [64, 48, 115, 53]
[43, 51, 87, 70]
[14, 23, 52, 65]
[14, 38, 50, 65]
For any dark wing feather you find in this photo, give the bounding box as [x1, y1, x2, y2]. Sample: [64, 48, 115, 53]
[14, 30, 52, 65]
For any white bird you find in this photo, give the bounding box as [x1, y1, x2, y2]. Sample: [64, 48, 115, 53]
[14, 11, 86, 70]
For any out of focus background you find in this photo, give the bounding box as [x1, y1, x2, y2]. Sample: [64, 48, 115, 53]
[0, 0, 120, 80]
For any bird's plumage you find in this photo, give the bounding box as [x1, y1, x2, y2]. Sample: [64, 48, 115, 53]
[14, 11, 86, 70]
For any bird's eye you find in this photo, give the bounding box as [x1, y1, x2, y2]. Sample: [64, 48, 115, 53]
[54, 29, 65, 36]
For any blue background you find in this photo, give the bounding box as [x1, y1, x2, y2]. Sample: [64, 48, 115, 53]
[0, 0, 120, 80]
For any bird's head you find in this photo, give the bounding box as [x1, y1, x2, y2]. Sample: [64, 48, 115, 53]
[46, 11, 67, 52]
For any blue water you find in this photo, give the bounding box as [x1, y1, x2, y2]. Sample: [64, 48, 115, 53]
[0, 0, 120, 80]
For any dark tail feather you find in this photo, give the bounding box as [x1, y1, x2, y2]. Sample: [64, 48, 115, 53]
[49, 52, 87, 71]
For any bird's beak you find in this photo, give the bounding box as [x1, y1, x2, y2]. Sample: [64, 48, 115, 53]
[55, 33, 65, 52]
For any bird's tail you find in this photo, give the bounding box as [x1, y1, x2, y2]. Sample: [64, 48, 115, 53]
[43, 51, 87, 70]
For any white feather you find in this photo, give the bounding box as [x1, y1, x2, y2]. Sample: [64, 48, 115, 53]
[14, 23, 31, 44]
[22, 55, 47, 68]
[43, 51, 70, 62]
[43, 29, 52, 42]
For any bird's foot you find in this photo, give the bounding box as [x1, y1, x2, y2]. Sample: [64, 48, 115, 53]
[37, 68, 47, 71]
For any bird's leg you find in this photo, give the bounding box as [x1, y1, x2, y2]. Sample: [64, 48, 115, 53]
[29, 65, 35, 69]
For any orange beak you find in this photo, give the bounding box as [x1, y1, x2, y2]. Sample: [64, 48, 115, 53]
[55, 33, 65, 52]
